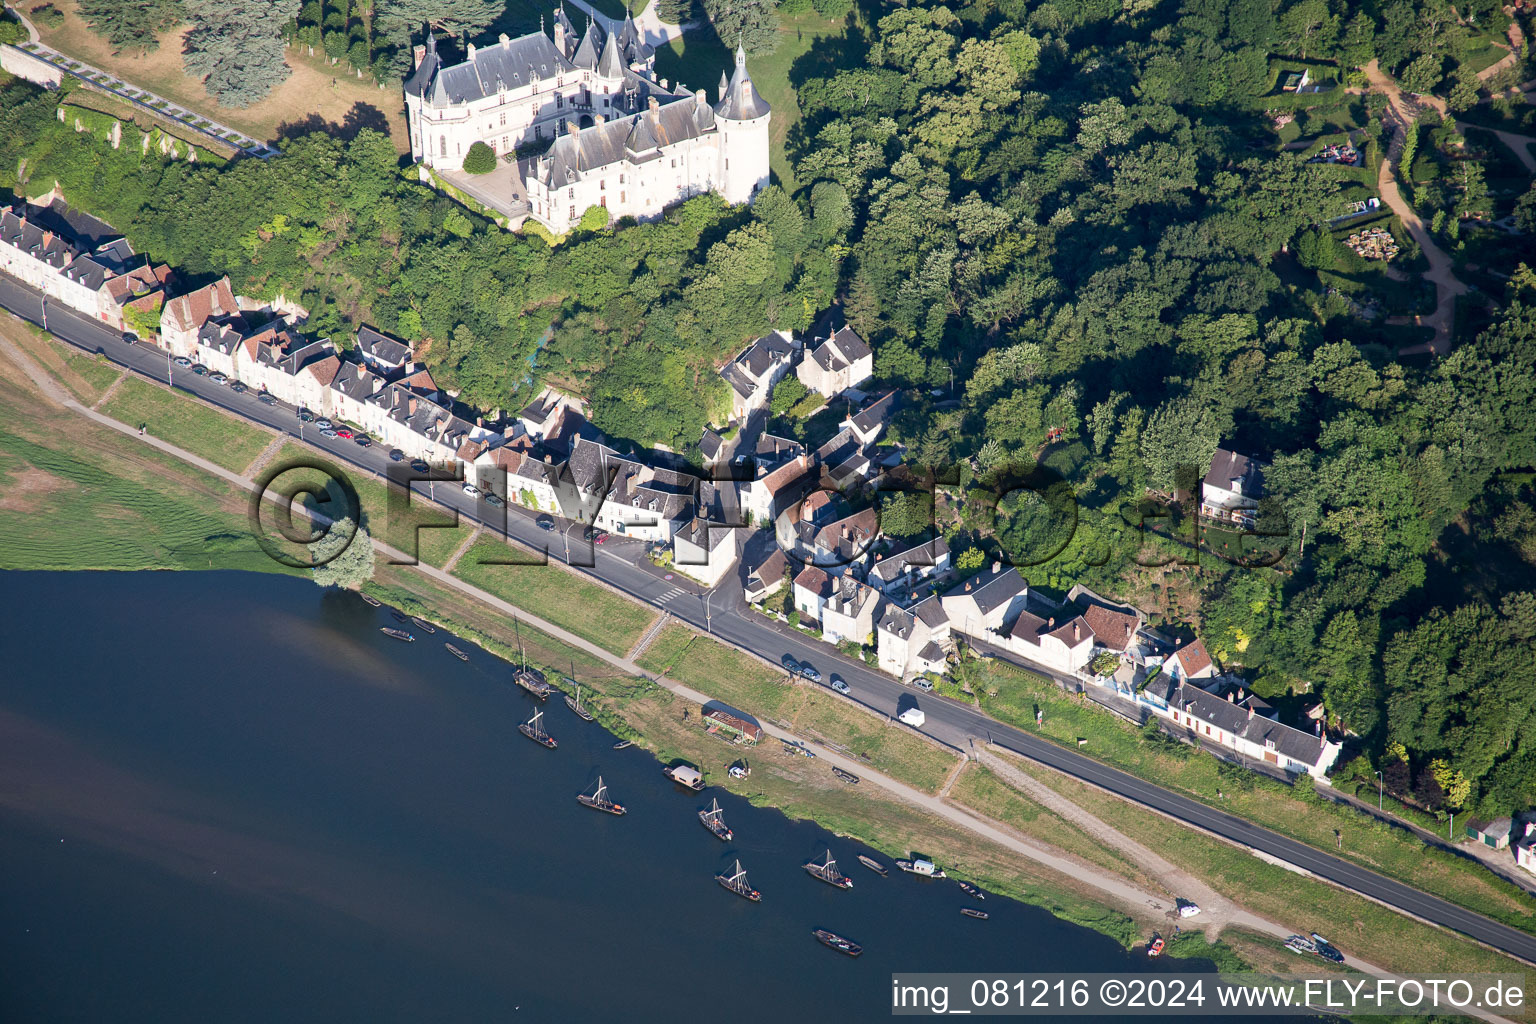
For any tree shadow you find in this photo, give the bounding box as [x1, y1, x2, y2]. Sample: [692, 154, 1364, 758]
[275, 102, 393, 144]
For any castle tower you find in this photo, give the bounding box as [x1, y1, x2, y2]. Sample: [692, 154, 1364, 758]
[714, 43, 771, 205]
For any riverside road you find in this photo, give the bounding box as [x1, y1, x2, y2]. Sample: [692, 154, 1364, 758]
[6, 272, 1536, 967]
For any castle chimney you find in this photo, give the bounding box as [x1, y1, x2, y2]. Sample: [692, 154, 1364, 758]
[660, 78, 669, 90]
[991, 561, 1001, 573]
[500, 32, 511, 48]
[1073, 622, 1081, 641]
[1227, 691, 1234, 703]
[567, 119, 579, 135]
[1047, 617, 1054, 628]
[964, 581, 972, 592]
[413, 43, 427, 68]
[467, 43, 477, 59]
[551, 20, 564, 51]
[1248, 705, 1255, 720]
[593, 114, 605, 126]
[695, 88, 706, 105]
[648, 96, 659, 112]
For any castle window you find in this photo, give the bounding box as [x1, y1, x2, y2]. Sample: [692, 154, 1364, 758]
[557, 95, 563, 108]
[620, 191, 625, 202]
[600, 196, 607, 208]
[670, 159, 675, 168]
[500, 112, 506, 127]
[619, 174, 625, 184]
[439, 136, 446, 157]
[600, 179, 606, 190]
[725, 159, 729, 170]
[569, 206, 576, 221]
[568, 188, 574, 199]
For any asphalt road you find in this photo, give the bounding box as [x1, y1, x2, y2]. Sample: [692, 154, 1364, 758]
[7, 272, 1536, 966]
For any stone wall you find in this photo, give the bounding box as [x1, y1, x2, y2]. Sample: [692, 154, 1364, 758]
[1, 45, 63, 89]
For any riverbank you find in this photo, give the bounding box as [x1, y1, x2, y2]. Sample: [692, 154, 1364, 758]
[3, 317, 1535, 1001]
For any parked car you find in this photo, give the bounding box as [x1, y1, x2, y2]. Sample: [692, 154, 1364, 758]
[462, 482, 480, 496]
[335, 428, 353, 439]
[913, 678, 935, 692]
[800, 664, 822, 683]
[229, 381, 248, 394]
[315, 418, 333, 430]
[584, 526, 609, 544]
[781, 653, 800, 675]
[830, 675, 850, 695]
[1177, 900, 1201, 918]
[191, 364, 208, 375]
[536, 514, 556, 532]
[319, 428, 339, 439]
[121, 332, 137, 345]
[388, 448, 405, 462]
[173, 356, 192, 367]
[296, 409, 314, 422]
[484, 492, 504, 507]
[410, 459, 429, 473]
[209, 373, 227, 384]
[353, 435, 371, 447]
[257, 393, 277, 406]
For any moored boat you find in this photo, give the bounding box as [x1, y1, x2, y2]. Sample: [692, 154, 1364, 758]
[359, 592, 381, 607]
[390, 611, 409, 624]
[514, 666, 553, 699]
[577, 776, 625, 815]
[960, 908, 989, 920]
[564, 678, 596, 722]
[813, 929, 862, 957]
[664, 764, 706, 791]
[444, 643, 469, 661]
[1148, 937, 1165, 957]
[518, 708, 558, 749]
[804, 850, 853, 890]
[857, 854, 889, 876]
[613, 740, 633, 750]
[380, 627, 414, 642]
[957, 881, 985, 900]
[896, 858, 946, 878]
[831, 766, 860, 784]
[698, 798, 733, 842]
[410, 616, 436, 634]
[716, 859, 761, 902]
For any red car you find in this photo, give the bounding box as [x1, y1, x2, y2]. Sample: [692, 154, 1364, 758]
[335, 428, 354, 439]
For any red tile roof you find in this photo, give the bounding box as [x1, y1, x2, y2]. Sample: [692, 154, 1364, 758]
[1174, 638, 1213, 677]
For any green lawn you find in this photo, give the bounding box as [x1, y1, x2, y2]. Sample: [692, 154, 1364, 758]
[451, 537, 658, 653]
[969, 657, 1536, 938]
[100, 377, 274, 473]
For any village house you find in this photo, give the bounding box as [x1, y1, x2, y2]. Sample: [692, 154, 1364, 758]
[797, 324, 873, 397]
[1168, 637, 1216, 683]
[99, 262, 173, 334]
[672, 516, 739, 588]
[518, 386, 583, 443]
[560, 436, 696, 541]
[355, 325, 412, 377]
[841, 390, 898, 447]
[1139, 677, 1341, 779]
[942, 565, 1029, 641]
[810, 506, 880, 573]
[1002, 607, 1096, 676]
[792, 564, 835, 625]
[1068, 584, 1143, 656]
[745, 453, 815, 527]
[720, 329, 798, 419]
[159, 277, 240, 357]
[867, 537, 951, 598]
[743, 548, 789, 606]
[1200, 447, 1268, 530]
[876, 597, 951, 679]
[819, 574, 882, 646]
[1513, 822, 1536, 876]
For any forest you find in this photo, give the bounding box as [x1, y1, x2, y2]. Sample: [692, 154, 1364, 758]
[5, 0, 1536, 817]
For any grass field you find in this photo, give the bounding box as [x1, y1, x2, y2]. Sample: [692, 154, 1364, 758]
[0, 324, 122, 405]
[451, 537, 658, 653]
[639, 622, 960, 793]
[969, 657, 1536, 939]
[29, 1, 409, 150]
[100, 377, 275, 473]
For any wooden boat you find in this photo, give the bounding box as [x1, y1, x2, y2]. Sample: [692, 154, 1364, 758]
[803, 850, 853, 890]
[698, 798, 733, 842]
[612, 739, 633, 750]
[577, 776, 625, 815]
[961, 907, 989, 920]
[957, 881, 985, 900]
[518, 708, 558, 750]
[813, 929, 862, 957]
[896, 858, 946, 879]
[831, 766, 860, 785]
[380, 627, 414, 642]
[1148, 937, 1165, 957]
[390, 611, 409, 624]
[444, 643, 469, 662]
[716, 859, 761, 902]
[410, 616, 436, 634]
[857, 854, 889, 876]
[564, 677, 596, 722]
[664, 764, 705, 791]
[359, 592, 381, 607]
[514, 666, 553, 700]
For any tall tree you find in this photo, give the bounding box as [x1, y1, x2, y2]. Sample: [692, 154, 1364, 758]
[77, 0, 185, 53]
[183, 0, 300, 107]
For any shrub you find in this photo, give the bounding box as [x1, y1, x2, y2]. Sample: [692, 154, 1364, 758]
[31, 4, 66, 29]
[461, 141, 496, 174]
[577, 204, 610, 232]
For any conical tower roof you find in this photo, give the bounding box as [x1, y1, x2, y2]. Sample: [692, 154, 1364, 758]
[716, 42, 770, 120]
[597, 28, 625, 78]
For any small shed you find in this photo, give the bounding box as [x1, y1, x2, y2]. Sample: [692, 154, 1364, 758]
[1466, 817, 1513, 850]
[702, 701, 763, 744]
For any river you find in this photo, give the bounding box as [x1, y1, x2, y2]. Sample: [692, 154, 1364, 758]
[0, 570, 1225, 1022]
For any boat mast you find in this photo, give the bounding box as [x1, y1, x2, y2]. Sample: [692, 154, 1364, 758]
[514, 616, 526, 670]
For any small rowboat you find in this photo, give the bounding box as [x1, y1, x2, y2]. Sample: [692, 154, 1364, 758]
[444, 643, 469, 662]
[390, 611, 409, 624]
[410, 616, 436, 634]
[380, 627, 414, 642]
[960, 908, 989, 920]
[813, 929, 862, 957]
[857, 854, 888, 876]
[613, 740, 632, 750]
[359, 593, 381, 607]
[957, 881, 985, 900]
[832, 766, 860, 785]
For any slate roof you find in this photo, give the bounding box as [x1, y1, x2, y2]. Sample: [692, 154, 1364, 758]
[806, 325, 871, 374]
[534, 96, 716, 188]
[699, 428, 724, 462]
[1, 206, 82, 269]
[1173, 683, 1329, 767]
[868, 537, 949, 586]
[747, 548, 788, 589]
[425, 32, 574, 105]
[716, 43, 770, 120]
[60, 256, 110, 291]
[967, 567, 1028, 616]
[356, 325, 410, 367]
[849, 390, 898, 438]
[880, 595, 947, 639]
[572, 19, 603, 69]
[330, 360, 381, 401]
[1204, 448, 1266, 498]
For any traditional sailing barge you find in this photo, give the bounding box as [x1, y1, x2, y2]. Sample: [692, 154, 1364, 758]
[857, 854, 889, 876]
[564, 678, 596, 722]
[410, 616, 436, 634]
[813, 929, 862, 957]
[698, 799, 733, 842]
[518, 708, 558, 749]
[444, 643, 469, 661]
[716, 860, 761, 902]
[380, 627, 414, 642]
[577, 776, 626, 815]
[803, 850, 853, 890]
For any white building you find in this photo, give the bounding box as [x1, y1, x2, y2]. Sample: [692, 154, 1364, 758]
[877, 597, 951, 679]
[1003, 608, 1095, 676]
[1139, 677, 1342, 779]
[798, 325, 873, 397]
[673, 516, 739, 588]
[819, 575, 882, 646]
[1201, 448, 1267, 529]
[942, 565, 1029, 641]
[721, 329, 799, 419]
[793, 565, 834, 625]
[404, 14, 769, 234]
[868, 537, 951, 598]
[159, 277, 239, 357]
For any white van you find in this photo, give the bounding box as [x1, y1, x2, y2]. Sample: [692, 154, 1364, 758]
[898, 707, 926, 728]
